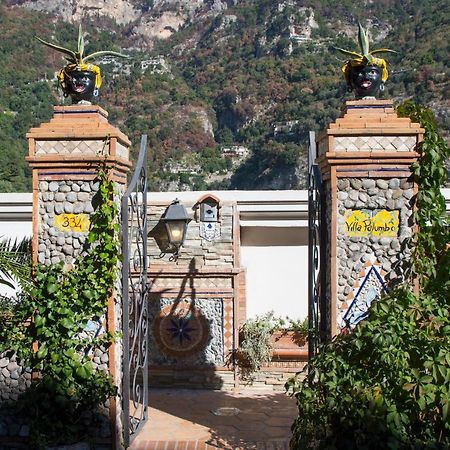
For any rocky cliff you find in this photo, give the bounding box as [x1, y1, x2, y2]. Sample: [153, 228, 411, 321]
[1, 0, 448, 191]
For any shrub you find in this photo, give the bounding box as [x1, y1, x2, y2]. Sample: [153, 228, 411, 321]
[238, 312, 308, 380]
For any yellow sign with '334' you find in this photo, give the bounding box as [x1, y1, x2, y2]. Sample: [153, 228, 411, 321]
[54, 214, 90, 232]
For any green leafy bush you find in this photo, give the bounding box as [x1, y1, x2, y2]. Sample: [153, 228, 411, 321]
[286, 103, 450, 450]
[238, 312, 308, 380]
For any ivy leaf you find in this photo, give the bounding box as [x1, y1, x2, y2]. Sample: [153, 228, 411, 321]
[34, 314, 45, 327]
[47, 283, 58, 294]
[76, 365, 90, 380]
[36, 345, 48, 360]
[60, 318, 73, 329]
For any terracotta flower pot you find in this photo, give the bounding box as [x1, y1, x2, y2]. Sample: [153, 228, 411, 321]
[271, 330, 308, 361]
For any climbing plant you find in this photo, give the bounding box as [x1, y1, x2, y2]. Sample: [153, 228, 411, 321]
[286, 102, 449, 450]
[0, 166, 120, 447]
[397, 101, 449, 286]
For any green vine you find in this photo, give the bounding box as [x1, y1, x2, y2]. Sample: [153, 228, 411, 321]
[286, 102, 449, 450]
[0, 166, 120, 447]
[397, 101, 449, 286]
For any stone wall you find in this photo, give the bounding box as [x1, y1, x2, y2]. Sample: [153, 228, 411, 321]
[145, 197, 240, 389]
[147, 291, 236, 388]
[149, 368, 235, 390]
[148, 202, 234, 268]
[0, 353, 31, 403]
[0, 174, 115, 444]
[316, 99, 423, 335]
[336, 177, 415, 328]
[0, 354, 34, 440]
[38, 180, 98, 265]
[149, 297, 225, 366]
[324, 181, 332, 339]
[243, 363, 307, 392]
[1, 105, 133, 448]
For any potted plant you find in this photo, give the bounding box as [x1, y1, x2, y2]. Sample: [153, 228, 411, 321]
[237, 312, 308, 380]
[36, 25, 128, 104]
[271, 317, 308, 360]
[335, 23, 396, 98]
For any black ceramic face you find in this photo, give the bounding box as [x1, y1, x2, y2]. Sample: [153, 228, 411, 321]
[349, 65, 383, 98]
[64, 70, 96, 103]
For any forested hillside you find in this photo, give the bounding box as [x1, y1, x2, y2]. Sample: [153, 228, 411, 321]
[1, 0, 448, 192]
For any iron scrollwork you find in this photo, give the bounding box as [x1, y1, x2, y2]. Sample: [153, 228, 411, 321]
[122, 135, 149, 446]
[308, 132, 328, 359]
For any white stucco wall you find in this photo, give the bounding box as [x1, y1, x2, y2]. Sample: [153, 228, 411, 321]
[240, 226, 308, 321]
[240, 244, 308, 320]
[0, 221, 31, 241]
[0, 193, 32, 240]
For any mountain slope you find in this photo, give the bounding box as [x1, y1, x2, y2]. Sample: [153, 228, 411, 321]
[1, 0, 448, 191]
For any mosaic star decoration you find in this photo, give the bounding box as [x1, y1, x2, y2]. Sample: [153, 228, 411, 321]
[167, 316, 197, 345]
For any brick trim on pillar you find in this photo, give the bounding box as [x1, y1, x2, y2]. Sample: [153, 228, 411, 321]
[26, 105, 131, 184]
[316, 99, 424, 336]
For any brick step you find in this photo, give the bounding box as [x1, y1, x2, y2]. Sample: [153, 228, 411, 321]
[130, 439, 290, 449]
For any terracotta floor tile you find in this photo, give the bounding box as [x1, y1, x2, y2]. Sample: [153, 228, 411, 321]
[263, 417, 293, 427]
[130, 388, 297, 450]
[260, 426, 292, 439]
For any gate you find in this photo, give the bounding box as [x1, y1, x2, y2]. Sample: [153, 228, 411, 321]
[121, 135, 149, 446]
[308, 131, 329, 358]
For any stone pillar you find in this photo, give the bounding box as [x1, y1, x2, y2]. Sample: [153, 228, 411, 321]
[316, 99, 424, 336]
[26, 105, 132, 448]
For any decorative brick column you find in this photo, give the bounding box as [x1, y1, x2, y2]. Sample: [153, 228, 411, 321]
[316, 99, 424, 336]
[26, 105, 132, 448]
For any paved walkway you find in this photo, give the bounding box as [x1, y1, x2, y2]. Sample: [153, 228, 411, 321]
[129, 388, 297, 450]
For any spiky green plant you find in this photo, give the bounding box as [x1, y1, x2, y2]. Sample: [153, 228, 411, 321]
[335, 23, 396, 65]
[335, 23, 397, 83]
[36, 24, 127, 65]
[0, 237, 31, 290]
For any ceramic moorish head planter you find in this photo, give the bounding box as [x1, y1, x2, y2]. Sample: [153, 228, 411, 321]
[37, 25, 127, 104]
[335, 23, 396, 99]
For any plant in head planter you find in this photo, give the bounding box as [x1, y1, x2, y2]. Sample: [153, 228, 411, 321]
[36, 24, 128, 104]
[335, 23, 397, 99]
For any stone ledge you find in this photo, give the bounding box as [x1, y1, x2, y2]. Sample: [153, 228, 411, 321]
[148, 266, 244, 275]
[27, 106, 131, 148]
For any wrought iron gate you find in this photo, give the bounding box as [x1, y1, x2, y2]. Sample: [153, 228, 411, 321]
[122, 135, 149, 446]
[308, 131, 329, 358]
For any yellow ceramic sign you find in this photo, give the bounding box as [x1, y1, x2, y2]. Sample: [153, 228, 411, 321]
[54, 214, 90, 232]
[344, 209, 399, 237]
